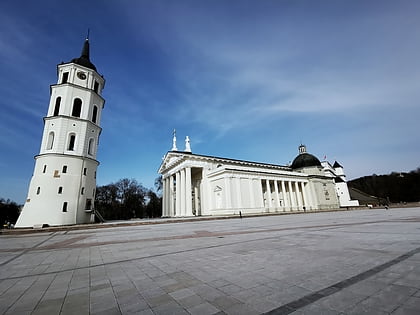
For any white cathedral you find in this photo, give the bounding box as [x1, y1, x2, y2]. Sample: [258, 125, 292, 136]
[15, 38, 105, 228]
[15, 38, 358, 228]
[158, 134, 358, 217]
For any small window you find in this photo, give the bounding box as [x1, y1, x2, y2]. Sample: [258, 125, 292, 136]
[71, 98, 82, 117]
[81, 187, 85, 195]
[58, 187, 63, 194]
[94, 171, 96, 179]
[62, 202, 68, 212]
[62, 165, 67, 173]
[54, 170, 60, 178]
[53, 97, 61, 116]
[94, 81, 99, 93]
[43, 165, 47, 173]
[68, 134, 75, 151]
[47, 132, 54, 150]
[36, 187, 41, 195]
[92, 106, 98, 123]
[62, 72, 69, 83]
[85, 199, 92, 210]
[88, 138, 94, 155]
[83, 168, 87, 175]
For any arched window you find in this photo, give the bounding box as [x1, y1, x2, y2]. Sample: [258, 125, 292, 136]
[88, 138, 94, 155]
[92, 105, 98, 123]
[47, 132, 54, 150]
[71, 98, 82, 117]
[68, 134, 76, 151]
[53, 97, 61, 116]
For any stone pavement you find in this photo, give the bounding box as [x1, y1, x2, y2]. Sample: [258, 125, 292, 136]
[1, 208, 420, 314]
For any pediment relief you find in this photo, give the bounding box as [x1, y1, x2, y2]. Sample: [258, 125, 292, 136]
[214, 185, 222, 192]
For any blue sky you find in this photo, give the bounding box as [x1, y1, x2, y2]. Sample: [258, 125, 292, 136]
[1, 0, 419, 204]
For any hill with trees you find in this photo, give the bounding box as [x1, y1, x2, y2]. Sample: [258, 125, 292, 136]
[348, 168, 420, 203]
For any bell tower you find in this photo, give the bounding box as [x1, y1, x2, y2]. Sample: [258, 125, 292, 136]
[15, 38, 106, 228]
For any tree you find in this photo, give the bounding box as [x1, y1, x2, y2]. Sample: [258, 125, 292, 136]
[145, 190, 162, 218]
[154, 175, 162, 197]
[0, 198, 21, 228]
[95, 178, 147, 220]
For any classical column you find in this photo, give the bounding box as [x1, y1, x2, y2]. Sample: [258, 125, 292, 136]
[302, 182, 312, 210]
[185, 167, 193, 216]
[175, 171, 181, 216]
[235, 177, 242, 209]
[295, 181, 303, 210]
[180, 168, 186, 216]
[224, 176, 231, 209]
[166, 178, 170, 216]
[169, 175, 174, 216]
[249, 178, 255, 208]
[266, 179, 272, 209]
[281, 180, 288, 210]
[288, 181, 296, 210]
[274, 180, 280, 209]
[194, 185, 199, 215]
[165, 178, 170, 216]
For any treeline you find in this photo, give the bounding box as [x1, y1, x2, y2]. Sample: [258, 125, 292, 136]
[0, 199, 21, 228]
[95, 178, 162, 220]
[348, 168, 420, 203]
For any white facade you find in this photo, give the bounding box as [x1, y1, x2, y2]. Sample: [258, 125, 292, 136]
[158, 143, 353, 217]
[322, 161, 359, 207]
[15, 39, 105, 228]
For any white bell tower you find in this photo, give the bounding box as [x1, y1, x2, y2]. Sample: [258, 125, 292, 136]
[15, 38, 106, 228]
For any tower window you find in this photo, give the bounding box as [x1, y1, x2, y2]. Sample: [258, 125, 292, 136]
[47, 132, 54, 150]
[94, 81, 99, 93]
[36, 187, 41, 195]
[92, 106, 98, 123]
[83, 168, 87, 175]
[58, 187, 63, 194]
[81, 187, 85, 195]
[62, 165, 67, 173]
[71, 98, 82, 117]
[43, 165, 47, 173]
[68, 134, 76, 151]
[62, 202, 68, 212]
[85, 199, 92, 210]
[53, 97, 61, 116]
[62, 72, 69, 83]
[88, 138, 94, 155]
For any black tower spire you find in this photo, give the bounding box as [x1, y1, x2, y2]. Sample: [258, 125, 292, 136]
[71, 37, 97, 71]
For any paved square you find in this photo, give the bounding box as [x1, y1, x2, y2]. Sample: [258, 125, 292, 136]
[1, 208, 420, 314]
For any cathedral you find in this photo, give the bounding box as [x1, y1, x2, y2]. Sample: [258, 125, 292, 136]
[158, 134, 358, 217]
[15, 37, 358, 228]
[15, 38, 105, 228]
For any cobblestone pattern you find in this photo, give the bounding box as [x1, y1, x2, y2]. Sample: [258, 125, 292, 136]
[1, 208, 420, 314]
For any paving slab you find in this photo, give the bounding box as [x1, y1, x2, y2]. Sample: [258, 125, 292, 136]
[1, 207, 420, 314]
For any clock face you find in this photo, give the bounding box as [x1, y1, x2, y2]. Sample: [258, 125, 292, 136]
[77, 71, 87, 80]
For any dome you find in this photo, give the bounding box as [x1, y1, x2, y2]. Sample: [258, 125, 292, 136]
[291, 153, 322, 169]
[70, 39, 97, 71]
[291, 145, 321, 169]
